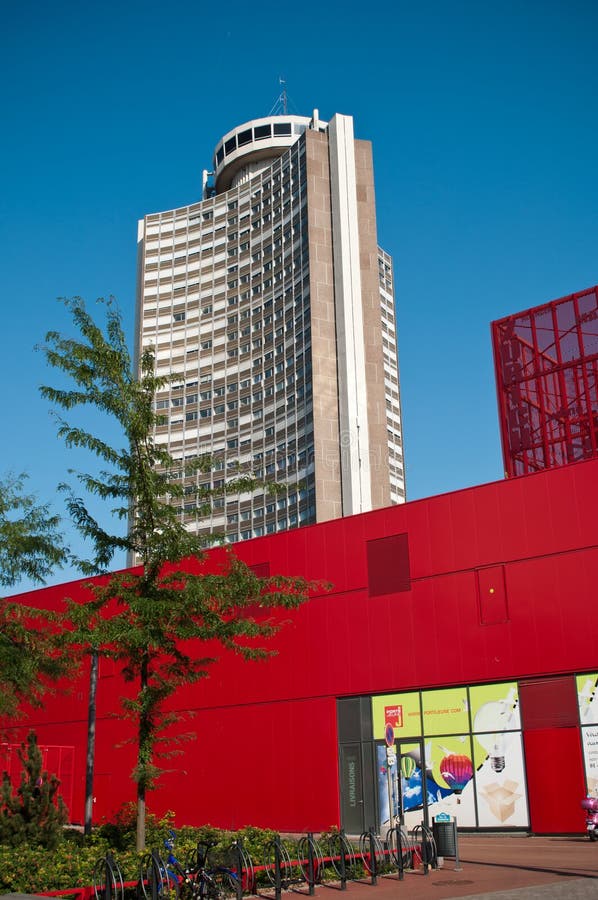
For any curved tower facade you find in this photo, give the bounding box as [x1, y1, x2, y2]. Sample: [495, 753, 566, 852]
[135, 110, 405, 543]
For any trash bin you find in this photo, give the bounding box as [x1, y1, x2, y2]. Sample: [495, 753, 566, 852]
[432, 818, 458, 858]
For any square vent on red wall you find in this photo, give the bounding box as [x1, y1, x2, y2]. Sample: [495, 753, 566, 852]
[367, 533, 411, 596]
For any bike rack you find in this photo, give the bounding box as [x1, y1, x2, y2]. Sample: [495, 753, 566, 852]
[357, 829, 384, 885]
[92, 852, 124, 900]
[137, 850, 174, 900]
[385, 825, 412, 881]
[412, 823, 438, 875]
[262, 835, 296, 899]
[231, 838, 253, 899]
[151, 850, 164, 900]
[296, 833, 325, 894]
[326, 829, 358, 889]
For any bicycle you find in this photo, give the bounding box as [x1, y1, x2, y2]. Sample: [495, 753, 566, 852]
[139, 832, 240, 900]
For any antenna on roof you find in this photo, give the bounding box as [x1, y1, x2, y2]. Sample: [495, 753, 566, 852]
[268, 77, 289, 116]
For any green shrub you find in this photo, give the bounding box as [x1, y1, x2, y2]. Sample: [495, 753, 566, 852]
[0, 731, 68, 850]
[0, 811, 327, 894]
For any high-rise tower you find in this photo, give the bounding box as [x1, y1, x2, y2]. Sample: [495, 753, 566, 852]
[135, 110, 405, 543]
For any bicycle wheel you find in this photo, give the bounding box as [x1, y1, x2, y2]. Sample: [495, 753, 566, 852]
[92, 855, 124, 900]
[327, 833, 357, 880]
[358, 832, 385, 875]
[210, 869, 239, 899]
[296, 835, 324, 883]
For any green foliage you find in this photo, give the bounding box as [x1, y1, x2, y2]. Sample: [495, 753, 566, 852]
[0, 731, 68, 850]
[0, 818, 297, 895]
[96, 803, 177, 851]
[0, 837, 142, 894]
[0, 473, 69, 717]
[40, 298, 321, 849]
[0, 600, 72, 717]
[0, 472, 66, 588]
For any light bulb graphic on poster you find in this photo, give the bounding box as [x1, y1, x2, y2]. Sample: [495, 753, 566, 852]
[470, 684, 526, 827]
[473, 686, 519, 773]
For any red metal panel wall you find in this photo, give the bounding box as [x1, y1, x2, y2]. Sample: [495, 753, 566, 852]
[3, 458, 598, 831]
[523, 728, 586, 833]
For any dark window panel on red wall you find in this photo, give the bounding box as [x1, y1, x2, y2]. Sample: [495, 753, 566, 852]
[337, 696, 373, 742]
[367, 532, 411, 596]
[519, 676, 579, 729]
[249, 562, 270, 577]
[476, 565, 509, 624]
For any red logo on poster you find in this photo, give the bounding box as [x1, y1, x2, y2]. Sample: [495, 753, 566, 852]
[385, 705, 403, 728]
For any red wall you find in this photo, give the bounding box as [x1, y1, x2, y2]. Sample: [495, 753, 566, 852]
[3, 458, 598, 833]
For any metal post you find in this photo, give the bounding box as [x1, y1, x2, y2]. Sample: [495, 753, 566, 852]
[274, 836, 282, 900]
[151, 851, 161, 900]
[368, 830, 377, 885]
[395, 827, 404, 881]
[339, 830, 347, 891]
[454, 822, 462, 872]
[307, 833, 315, 896]
[104, 853, 113, 900]
[233, 840, 244, 900]
[420, 822, 429, 876]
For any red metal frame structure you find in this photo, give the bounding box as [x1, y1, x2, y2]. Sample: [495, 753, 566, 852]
[492, 285, 598, 477]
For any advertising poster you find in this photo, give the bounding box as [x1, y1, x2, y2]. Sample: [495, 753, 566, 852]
[377, 738, 477, 829]
[372, 691, 421, 739]
[577, 674, 598, 725]
[372, 681, 528, 828]
[469, 682, 527, 827]
[582, 726, 598, 795]
[421, 687, 469, 735]
[470, 682, 521, 733]
[474, 731, 528, 827]
[426, 735, 476, 827]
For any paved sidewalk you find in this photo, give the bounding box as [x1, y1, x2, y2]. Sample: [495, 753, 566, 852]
[312, 835, 598, 900]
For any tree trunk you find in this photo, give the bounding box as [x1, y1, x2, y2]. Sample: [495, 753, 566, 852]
[136, 653, 149, 852]
[136, 782, 146, 853]
[84, 650, 98, 836]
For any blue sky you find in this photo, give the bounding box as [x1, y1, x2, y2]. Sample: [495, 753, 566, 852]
[1, 0, 597, 592]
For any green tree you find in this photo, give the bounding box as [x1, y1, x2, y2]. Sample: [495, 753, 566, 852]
[40, 297, 318, 850]
[0, 731, 68, 849]
[0, 473, 66, 589]
[0, 603, 68, 718]
[0, 474, 67, 717]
